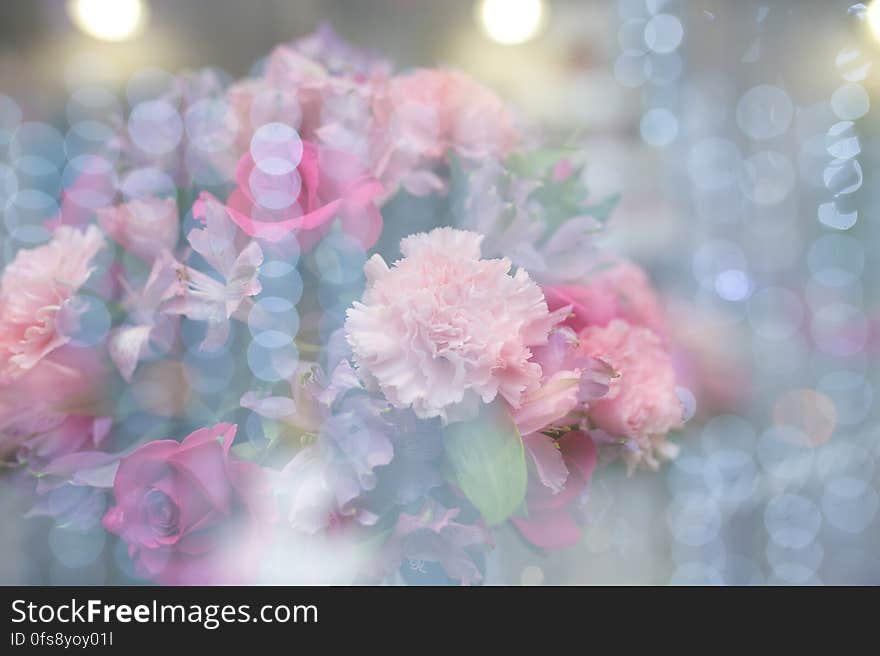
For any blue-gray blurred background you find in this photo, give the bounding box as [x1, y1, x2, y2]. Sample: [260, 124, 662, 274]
[1, 0, 878, 585]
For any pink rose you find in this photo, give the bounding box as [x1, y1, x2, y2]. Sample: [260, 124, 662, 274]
[103, 423, 274, 585]
[578, 319, 684, 470]
[0, 226, 105, 381]
[226, 140, 383, 250]
[543, 260, 666, 337]
[512, 431, 597, 550]
[97, 197, 179, 261]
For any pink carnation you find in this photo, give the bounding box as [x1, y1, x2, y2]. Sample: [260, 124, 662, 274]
[97, 197, 179, 261]
[578, 319, 683, 470]
[389, 69, 519, 161]
[347, 69, 519, 199]
[228, 35, 384, 154]
[544, 260, 666, 337]
[345, 227, 557, 422]
[0, 226, 105, 381]
[262, 43, 344, 138]
[354, 74, 448, 198]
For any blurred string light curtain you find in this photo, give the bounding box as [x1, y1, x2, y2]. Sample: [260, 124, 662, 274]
[615, 0, 879, 584]
[0, 0, 877, 584]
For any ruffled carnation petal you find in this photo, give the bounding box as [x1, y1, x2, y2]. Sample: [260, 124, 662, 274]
[345, 227, 556, 422]
[0, 225, 105, 380]
[578, 319, 684, 470]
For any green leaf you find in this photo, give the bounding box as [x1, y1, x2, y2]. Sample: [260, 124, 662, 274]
[358, 526, 394, 560]
[506, 145, 580, 179]
[231, 441, 263, 461]
[442, 401, 528, 526]
[585, 192, 621, 223]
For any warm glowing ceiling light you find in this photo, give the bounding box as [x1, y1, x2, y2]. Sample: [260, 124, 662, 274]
[477, 0, 545, 45]
[868, 1, 880, 42]
[67, 0, 148, 42]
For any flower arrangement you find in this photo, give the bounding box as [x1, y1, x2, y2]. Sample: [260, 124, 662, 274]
[0, 25, 687, 585]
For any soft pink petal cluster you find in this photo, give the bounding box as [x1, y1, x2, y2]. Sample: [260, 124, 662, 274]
[97, 198, 180, 262]
[579, 319, 683, 470]
[365, 69, 519, 196]
[0, 225, 105, 381]
[387, 68, 519, 161]
[0, 227, 111, 472]
[0, 347, 108, 464]
[345, 227, 557, 422]
[511, 326, 613, 436]
[501, 261, 684, 549]
[229, 38, 519, 201]
[544, 260, 666, 337]
[0, 25, 695, 581]
[544, 259, 685, 471]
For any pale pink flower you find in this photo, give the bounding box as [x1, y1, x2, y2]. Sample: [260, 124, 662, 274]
[227, 76, 309, 154]
[345, 227, 557, 422]
[97, 197, 180, 262]
[577, 319, 684, 470]
[388, 69, 519, 162]
[109, 250, 182, 381]
[234, 62, 516, 202]
[263, 42, 351, 138]
[228, 24, 390, 156]
[26, 416, 112, 473]
[0, 346, 108, 463]
[379, 498, 488, 585]
[338, 69, 519, 200]
[543, 259, 666, 337]
[320, 73, 448, 200]
[0, 226, 105, 381]
[164, 193, 263, 351]
[511, 326, 614, 436]
[512, 369, 584, 437]
[228, 37, 368, 151]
